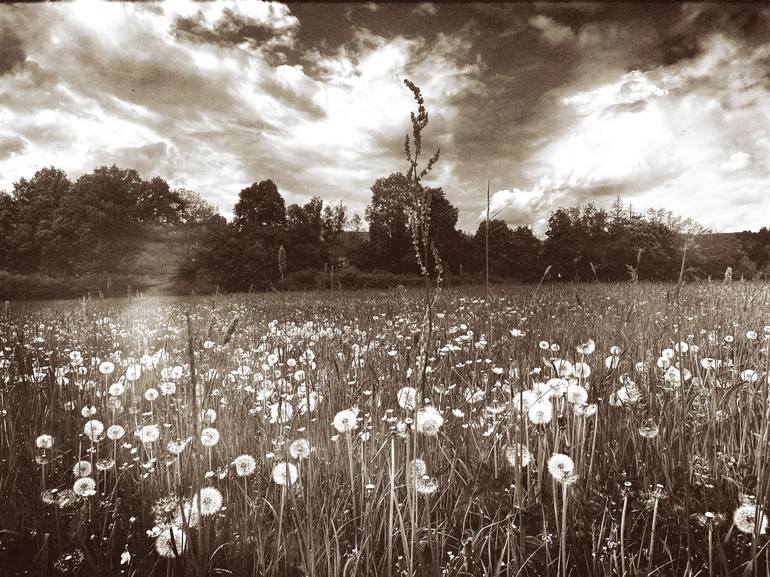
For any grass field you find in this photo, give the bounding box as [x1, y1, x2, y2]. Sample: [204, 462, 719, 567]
[2, 282, 770, 577]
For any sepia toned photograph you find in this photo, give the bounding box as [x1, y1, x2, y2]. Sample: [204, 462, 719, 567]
[1, 1, 770, 576]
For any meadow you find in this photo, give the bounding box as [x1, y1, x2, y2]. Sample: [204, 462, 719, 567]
[1, 281, 770, 577]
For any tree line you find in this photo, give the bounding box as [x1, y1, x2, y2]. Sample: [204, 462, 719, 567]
[0, 164, 769, 298]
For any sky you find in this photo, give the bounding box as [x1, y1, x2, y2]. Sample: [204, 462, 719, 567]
[1, 1, 769, 234]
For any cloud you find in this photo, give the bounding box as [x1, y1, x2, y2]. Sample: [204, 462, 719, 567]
[0, 134, 26, 160]
[488, 33, 770, 233]
[414, 3, 438, 17]
[1, 2, 768, 235]
[0, 26, 25, 75]
[170, 0, 299, 49]
[721, 151, 751, 173]
[529, 15, 575, 46]
[0, 2, 482, 221]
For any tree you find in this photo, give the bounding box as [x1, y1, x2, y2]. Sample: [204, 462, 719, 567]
[7, 167, 71, 273]
[233, 179, 286, 231]
[285, 197, 325, 272]
[348, 213, 363, 232]
[321, 201, 347, 242]
[365, 173, 414, 273]
[472, 220, 541, 280]
[365, 172, 463, 275]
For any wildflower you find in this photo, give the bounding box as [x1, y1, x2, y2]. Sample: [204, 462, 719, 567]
[573, 362, 591, 379]
[397, 387, 418, 410]
[567, 384, 588, 405]
[332, 409, 358, 433]
[416, 476, 439, 495]
[106, 425, 125, 440]
[200, 428, 220, 447]
[233, 454, 257, 477]
[539, 341, 550, 350]
[73, 477, 96, 497]
[408, 458, 427, 479]
[547, 453, 575, 482]
[416, 405, 443, 436]
[175, 500, 200, 528]
[741, 369, 759, 383]
[99, 361, 115, 375]
[138, 425, 161, 444]
[166, 439, 190, 455]
[510, 328, 525, 337]
[512, 390, 538, 413]
[109, 382, 125, 396]
[605, 355, 620, 370]
[36, 434, 54, 449]
[120, 550, 131, 565]
[83, 419, 104, 442]
[197, 487, 223, 516]
[733, 503, 768, 535]
[546, 378, 569, 396]
[160, 381, 176, 395]
[639, 424, 659, 438]
[57, 489, 78, 509]
[616, 384, 640, 404]
[73, 460, 92, 477]
[269, 402, 293, 424]
[94, 456, 114, 471]
[528, 401, 553, 425]
[125, 364, 142, 382]
[552, 358, 573, 378]
[155, 525, 187, 558]
[576, 339, 595, 355]
[297, 390, 319, 414]
[505, 444, 531, 468]
[289, 438, 311, 460]
[464, 387, 486, 403]
[272, 462, 299, 486]
[700, 358, 718, 370]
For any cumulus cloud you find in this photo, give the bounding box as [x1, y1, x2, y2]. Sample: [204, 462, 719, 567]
[721, 151, 751, 173]
[489, 32, 770, 233]
[0, 2, 481, 219]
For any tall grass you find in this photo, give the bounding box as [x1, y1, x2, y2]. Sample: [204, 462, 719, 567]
[1, 282, 770, 576]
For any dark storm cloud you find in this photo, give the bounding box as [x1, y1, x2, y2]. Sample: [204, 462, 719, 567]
[173, 12, 279, 47]
[0, 26, 25, 75]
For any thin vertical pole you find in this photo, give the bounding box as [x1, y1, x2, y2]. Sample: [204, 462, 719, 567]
[485, 179, 490, 302]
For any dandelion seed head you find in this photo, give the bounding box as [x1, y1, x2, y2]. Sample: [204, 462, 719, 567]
[332, 409, 358, 433]
[233, 454, 257, 476]
[415, 405, 443, 436]
[196, 486, 223, 516]
[72, 476, 96, 497]
[528, 401, 553, 425]
[200, 427, 220, 447]
[289, 438, 311, 459]
[547, 453, 575, 482]
[36, 434, 53, 449]
[272, 462, 299, 486]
